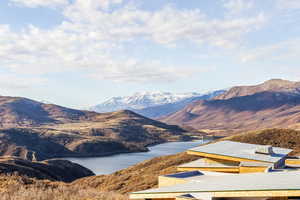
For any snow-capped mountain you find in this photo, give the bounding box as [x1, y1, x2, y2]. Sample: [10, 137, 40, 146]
[90, 90, 226, 118]
[90, 92, 202, 112]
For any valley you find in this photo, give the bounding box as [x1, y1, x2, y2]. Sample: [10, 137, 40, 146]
[1, 79, 300, 200]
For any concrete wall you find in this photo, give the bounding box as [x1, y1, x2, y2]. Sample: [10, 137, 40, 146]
[285, 159, 300, 165]
[239, 166, 268, 173]
[177, 167, 239, 173]
[203, 158, 239, 165]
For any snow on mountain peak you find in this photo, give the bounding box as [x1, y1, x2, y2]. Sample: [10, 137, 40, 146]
[90, 91, 203, 112]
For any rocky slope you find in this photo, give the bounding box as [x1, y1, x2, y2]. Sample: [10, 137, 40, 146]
[73, 128, 300, 194]
[161, 79, 300, 135]
[0, 96, 192, 160]
[0, 157, 94, 182]
[90, 91, 225, 118]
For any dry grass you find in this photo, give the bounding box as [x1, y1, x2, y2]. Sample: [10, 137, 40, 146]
[0, 174, 128, 200]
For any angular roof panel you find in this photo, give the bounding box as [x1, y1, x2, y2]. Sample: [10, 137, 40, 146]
[188, 141, 292, 163]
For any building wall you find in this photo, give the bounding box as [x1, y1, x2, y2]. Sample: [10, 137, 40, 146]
[158, 176, 188, 187]
[285, 159, 300, 165]
[203, 158, 239, 165]
[177, 167, 239, 173]
[239, 166, 268, 173]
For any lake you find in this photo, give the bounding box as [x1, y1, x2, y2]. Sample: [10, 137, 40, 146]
[66, 139, 210, 175]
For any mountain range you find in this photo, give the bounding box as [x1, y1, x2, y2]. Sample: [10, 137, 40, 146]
[89, 90, 225, 118]
[161, 79, 300, 135]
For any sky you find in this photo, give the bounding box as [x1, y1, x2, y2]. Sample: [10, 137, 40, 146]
[0, 0, 300, 108]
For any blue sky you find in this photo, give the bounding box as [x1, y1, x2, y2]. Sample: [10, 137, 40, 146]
[0, 0, 300, 108]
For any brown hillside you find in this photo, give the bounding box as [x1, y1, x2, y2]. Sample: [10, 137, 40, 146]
[0, 96, 97, 128]
[0, 174, 128, 200]
[215, 79, 300, 100]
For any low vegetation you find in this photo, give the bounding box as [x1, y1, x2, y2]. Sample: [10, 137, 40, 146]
[0, 174, 128, 200]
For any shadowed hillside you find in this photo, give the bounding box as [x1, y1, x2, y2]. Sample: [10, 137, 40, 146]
[0, 157, 94, 182]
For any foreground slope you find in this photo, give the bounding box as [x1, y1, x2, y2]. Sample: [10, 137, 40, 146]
[0, 95, 190, 160]
[161, 79, 300, 134]
[74, 128, 300, 194]
[0, 157, 94, 182]
[0, 174, 127, 200]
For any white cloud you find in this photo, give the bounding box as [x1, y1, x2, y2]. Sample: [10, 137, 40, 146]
[10, 0, 69, 8]
[0, 0, 267, 83]
[89, 59, 204, 83]
[0, 72, 47, 90]
[224, 0, 254, 15]
[240, 38, 300, 62]
[99, 0, 123, 10]
[277, 0, 300, 10]
[63, 2, 267, 47]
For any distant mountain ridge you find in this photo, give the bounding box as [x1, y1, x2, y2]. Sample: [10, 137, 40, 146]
[161, 79, 300, 135]
[0, 96, 97, 128]
[90, 90, 225, 118]
[215, 79, 300, 100]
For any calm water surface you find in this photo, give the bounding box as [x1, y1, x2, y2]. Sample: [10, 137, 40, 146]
[66, 139, 210, 175]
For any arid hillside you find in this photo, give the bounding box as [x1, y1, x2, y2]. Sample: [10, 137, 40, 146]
[0, 174, 128, 200]
[161, 79, 300, 135]
[0, 96, 98, 128]
[215, 79, 300, 100]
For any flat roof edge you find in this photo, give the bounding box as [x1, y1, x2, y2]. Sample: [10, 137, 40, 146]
[131, 188, 300, 195]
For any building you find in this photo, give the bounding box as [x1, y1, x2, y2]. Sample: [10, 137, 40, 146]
[178, 141, 292, 173]
[130, 141, 300, 200]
